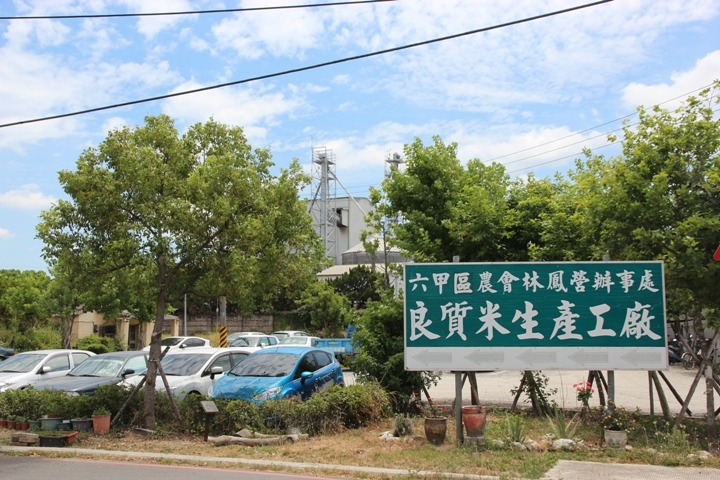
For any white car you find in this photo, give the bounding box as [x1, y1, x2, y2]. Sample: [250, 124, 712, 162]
[142, 336, 211, 352]
[227, 332, 265, 344]
[227, 334, 278, 352]
[125, 347, 252, 400]
[276, 336, 321, 348]
[0, 349, 96, 392]
[271, 330, 311, 341]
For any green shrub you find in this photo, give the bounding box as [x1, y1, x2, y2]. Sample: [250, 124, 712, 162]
[507, 413, 527, 443]
[11, 328, 61, 352]
[75, 335, 125, 353]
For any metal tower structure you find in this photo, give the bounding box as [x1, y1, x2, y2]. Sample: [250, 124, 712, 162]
[309, 146, 338, 262]
[385, 152, 404, 178]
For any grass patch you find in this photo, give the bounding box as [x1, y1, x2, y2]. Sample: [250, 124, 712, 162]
[2, 409, 719, 479]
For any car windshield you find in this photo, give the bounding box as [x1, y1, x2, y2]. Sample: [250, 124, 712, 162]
[229, 353, 298, 377]
[160, 338, 184, 347]
[272, 332, 289, 340]
[160, 354, 212, 376]
[69, 357, 125, 377]
[0, 353, 45, 373]
[230, 337, 260, 347]
[279, 337, 308, 345]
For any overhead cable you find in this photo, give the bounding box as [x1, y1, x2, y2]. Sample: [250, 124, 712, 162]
[0, 0, 613, 130]
[0, 0, 396, 20]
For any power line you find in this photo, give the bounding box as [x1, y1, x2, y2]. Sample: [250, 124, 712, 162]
[485, 83, 714, 163]
[506, 105, 720, 175]
[0, 0, 613, 130]
[0, 0, 396, 20]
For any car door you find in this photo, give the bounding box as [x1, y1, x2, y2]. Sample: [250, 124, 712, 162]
[297, 352, 320, 400]
[33, 352, 72, 386]
[311, 351, 337, 393]
[204, 353, 232, 392]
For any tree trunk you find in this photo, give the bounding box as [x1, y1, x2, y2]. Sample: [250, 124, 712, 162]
[61, 315, 73, 349]
[143, 260, 168, 430]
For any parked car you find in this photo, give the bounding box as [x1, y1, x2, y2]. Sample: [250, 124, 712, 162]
[277, 336, 321, 348]
[271, 330, 310, 341]
[228, 334, 278, 352]
[124, 347, 252, 400]
[208, 346, 345, 402]
[0, 345, 14, 360]
[142, 336, 211, 352]
[227, 332, 265, 344]
[33, 351, 148, 395]
[0, 349, 95, 392]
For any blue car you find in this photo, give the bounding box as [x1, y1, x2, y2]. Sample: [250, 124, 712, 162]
[208, 346, 344, 402]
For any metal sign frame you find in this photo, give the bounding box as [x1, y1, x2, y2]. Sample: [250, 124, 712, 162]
[404, 261, 667, 371]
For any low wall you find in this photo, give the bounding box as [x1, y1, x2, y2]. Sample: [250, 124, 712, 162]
[164, 315, 275, 334]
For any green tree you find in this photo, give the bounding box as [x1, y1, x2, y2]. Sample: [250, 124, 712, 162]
[295, 281, 351, 337]
[328, 265, 385, 310]
[352, 291, 440, 412]
[0, 269, 51, 333]
[36, 115, 326, 428]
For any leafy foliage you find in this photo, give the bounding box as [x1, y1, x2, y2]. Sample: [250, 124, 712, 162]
[36, 115, 326, 428]
[75, 334, 125, 353]
[294, 281, 351, 337]
[546, 406, 580, 439]
[351, 291, 440, 412]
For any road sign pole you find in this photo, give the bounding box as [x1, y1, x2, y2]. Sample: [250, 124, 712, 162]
[455, 372, 463, 446]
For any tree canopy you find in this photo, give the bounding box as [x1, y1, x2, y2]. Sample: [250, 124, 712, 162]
[36, 114, 326, 427]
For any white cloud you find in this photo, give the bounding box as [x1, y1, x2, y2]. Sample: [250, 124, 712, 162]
[161, 81, 309, 136]
[0, 228, 13, 240]
[622, 50, 720, 110]
[0, 184, 56, 210]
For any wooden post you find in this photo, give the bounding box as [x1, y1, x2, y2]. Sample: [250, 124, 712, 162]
[648, 372, 654, 416]
[657, 371, 692, 416]
[650, 372, 671, 421]
[707, 365, 717, 453]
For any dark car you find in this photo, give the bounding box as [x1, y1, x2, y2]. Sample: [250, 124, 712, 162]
[33, 351, 148, 395]
[208, 346, 344, 402]
[0, 345, 14, 360]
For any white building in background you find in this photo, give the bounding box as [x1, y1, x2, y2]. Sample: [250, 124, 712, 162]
[312, 196, 373, 266]
[317, 234, 410, 295]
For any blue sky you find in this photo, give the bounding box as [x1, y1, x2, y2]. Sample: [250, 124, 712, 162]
[0, 0, 718, 271]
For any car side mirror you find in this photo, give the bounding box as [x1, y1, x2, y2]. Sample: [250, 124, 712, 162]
[121, 369, 135, 377]
[300, 371, 313, 383]
[179, 344, 187, 349]
[40, 365, 51, 374]
[209, 366, 223, 380]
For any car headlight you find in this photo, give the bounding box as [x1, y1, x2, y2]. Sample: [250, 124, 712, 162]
[207, 385, 214, 397]
[66, 392, 80, 397]
[253, 386, 282, 401]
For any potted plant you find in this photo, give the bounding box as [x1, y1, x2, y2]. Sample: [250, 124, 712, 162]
[601, 403, 634, 448]
[574, 381, 594, 418]
[418, 394, 446, 446]
[92, 407, 111, 435]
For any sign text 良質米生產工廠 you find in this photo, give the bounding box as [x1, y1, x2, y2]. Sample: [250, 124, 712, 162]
[403, 261, 666, 371]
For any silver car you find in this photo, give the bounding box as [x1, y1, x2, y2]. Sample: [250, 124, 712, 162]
[125, 347, 252, 400]
[0, 349, 95, 392]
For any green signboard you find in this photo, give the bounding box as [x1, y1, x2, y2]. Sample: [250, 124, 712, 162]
[404, 261, 667, 371]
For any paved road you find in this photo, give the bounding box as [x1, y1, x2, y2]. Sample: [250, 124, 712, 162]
[345, 364, 710, 414]
[0, 455, 343, 480]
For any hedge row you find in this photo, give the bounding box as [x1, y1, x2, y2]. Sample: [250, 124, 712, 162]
[0, 382, 392, 436]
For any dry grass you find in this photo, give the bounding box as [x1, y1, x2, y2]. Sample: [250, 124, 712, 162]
[3, 413, 720, 479]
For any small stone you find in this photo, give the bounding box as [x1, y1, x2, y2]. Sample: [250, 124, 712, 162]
[697, 451, 712, 459]
[625, 445, 633, 451]
[511, 441, 528, 451]
[687, 454, 696, 459]
[491, 439, 505, 448]
[551, 439, 576, 451]
[646, 448, 658, 454]
[524, 440, 540, 452]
